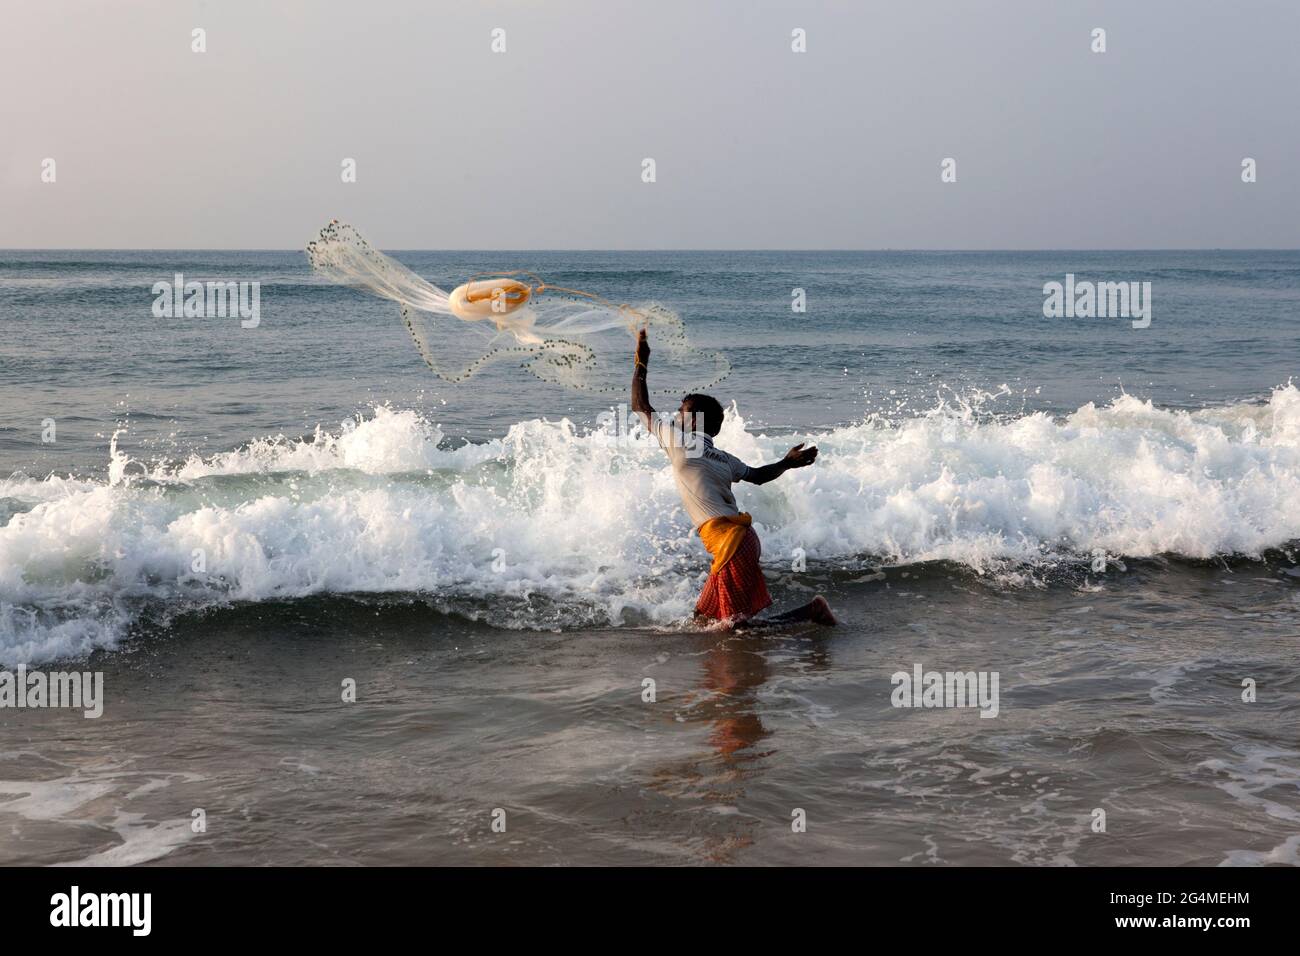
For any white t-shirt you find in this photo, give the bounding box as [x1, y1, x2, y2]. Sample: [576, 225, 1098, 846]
[650, 415, 753, 530]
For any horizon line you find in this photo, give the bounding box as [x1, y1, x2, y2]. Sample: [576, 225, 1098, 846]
[3, 247, 1299, 254]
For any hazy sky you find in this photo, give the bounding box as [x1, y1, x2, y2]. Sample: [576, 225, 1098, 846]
[3, 0, 1298, 249]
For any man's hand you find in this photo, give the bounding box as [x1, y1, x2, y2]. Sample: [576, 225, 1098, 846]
[636, 328, 650, 367]
[783, 442, 818, 468]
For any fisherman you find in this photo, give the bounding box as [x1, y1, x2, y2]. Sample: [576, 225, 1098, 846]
[631, 329, 836, 627]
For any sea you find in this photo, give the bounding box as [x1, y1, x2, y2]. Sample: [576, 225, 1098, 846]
[1, 248, 1298, 865]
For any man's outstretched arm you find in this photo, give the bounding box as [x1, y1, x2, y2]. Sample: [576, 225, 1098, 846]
[631, 328, 654, 429]
[742, 442, 818, 485]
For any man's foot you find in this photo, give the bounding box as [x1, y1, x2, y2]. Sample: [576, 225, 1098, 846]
[809, 595, 837, 626]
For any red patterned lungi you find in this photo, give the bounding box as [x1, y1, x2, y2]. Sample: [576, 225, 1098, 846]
[694, 527, 773, 622]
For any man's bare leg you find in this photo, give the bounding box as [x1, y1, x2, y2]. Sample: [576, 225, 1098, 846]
[736, 595, 837, 629]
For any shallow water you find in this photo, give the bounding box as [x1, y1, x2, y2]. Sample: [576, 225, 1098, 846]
[1, 249, 1299, 864]
[3, 563, 1297, 866]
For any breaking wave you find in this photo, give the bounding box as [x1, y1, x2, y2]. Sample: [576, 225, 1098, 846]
[4, 384, 1300, 663]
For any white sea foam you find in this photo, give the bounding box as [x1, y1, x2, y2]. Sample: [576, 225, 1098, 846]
[0, 768, 202, 866]
[1201, 745, 1300, 866]
[4, 387, 1300, 664]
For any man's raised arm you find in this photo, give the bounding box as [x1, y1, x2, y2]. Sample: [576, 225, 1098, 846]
[631, 328, 654, 430]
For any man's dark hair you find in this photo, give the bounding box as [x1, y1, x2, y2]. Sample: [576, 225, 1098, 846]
[681, 393, 725, 436]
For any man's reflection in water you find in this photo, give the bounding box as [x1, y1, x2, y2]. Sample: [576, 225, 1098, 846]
[647, 629, 831, 863]
[700, 634, 774, 757]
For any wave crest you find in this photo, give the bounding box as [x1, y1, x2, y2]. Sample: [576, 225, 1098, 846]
[4, 386, 1300, 663]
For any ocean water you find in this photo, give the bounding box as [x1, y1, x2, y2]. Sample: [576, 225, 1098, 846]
[1, 249, 1299, 865]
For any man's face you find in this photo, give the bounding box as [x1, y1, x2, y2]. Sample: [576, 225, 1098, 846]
[675, 401, 702, 433]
